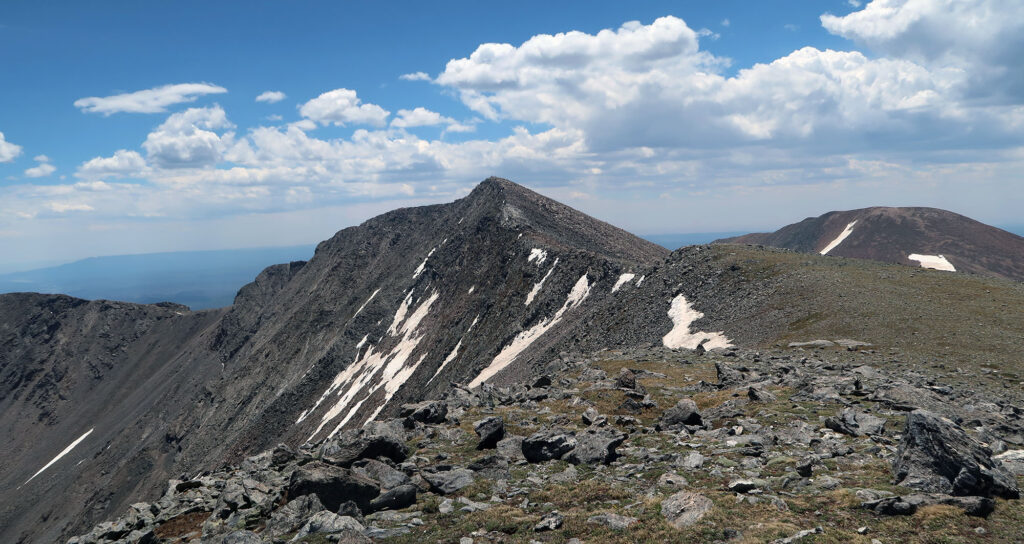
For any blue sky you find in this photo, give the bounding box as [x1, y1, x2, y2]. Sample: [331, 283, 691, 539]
[1, 0, 1022, 266]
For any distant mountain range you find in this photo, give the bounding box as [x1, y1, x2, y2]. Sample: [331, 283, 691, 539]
[716, 207, 1024, 282]
[0, 246, 315, 310]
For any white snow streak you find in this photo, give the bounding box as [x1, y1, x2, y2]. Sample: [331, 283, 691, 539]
[908, 253, 956, 272]
[635, 275, 646, 287]
[355, 334, 368, 349]
[25, 428, 94, 484]
[307, 290, 440, 441]
[662, 295, 732, 350]
[413, 247, 437, 279]
[352, 289, 380, 319]
[527, 248, 548, 265]
[387, 291, 414, 335]
[430, 339, 463, 383]
[468, 286, 475, 294]
[612, 273, 636, 293]
[820, 221, 857, 255]
[525, 258, 559, 305]
[469, 274, 591, 388]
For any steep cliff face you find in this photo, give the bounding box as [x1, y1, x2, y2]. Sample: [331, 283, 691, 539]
[716, 207, 1024, 282]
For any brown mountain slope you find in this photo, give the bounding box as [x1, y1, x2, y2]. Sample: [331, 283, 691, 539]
[715, 207, 1024, 282]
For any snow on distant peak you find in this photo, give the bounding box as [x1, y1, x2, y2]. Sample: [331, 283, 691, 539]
[413, 247, 437, 279]
[25, 428, 94, 485]
[612, 273, 636, 293]
[909, 253, 956, 272]
[470, 274, 591, 388]
[525, 258, 559, 305]
[820, 220, 857, 255]
[662, 295, 732, 350]
[527, 248, 548, 265]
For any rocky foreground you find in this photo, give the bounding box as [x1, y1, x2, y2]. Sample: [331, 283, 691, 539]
[71, 343, 1023, 543]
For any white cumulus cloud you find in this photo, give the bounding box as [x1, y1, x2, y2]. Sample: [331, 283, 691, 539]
[142, 106, 236, 169]
[255, 90, 287, 103]
[24, 155, 56, 178]
[0, 131, 23, 162]
[74, 83, 228, 115]
[77, 149, 149, 179]
[299, 88, 390, 127]
[400, 72, 432, 81]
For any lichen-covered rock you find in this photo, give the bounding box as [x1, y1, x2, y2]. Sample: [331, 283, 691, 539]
[661, 491, 713, 529]
[522, 429, 577, 463]
[286, 462, 381, 512]
[473, 416, 505, 449]
[564, 429, 626, 465]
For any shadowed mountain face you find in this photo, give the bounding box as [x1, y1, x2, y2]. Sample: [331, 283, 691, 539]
[3, 180, 1023, 543]
[715, 207, 1024, 282]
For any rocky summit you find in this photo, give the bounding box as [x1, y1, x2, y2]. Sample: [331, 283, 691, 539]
[1, 178, 1022, 543]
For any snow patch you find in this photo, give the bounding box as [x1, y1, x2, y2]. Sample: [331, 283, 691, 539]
[355, 334, 368, 349]
[25, 428, 94, 485]
[908, 253, 956, 272]
[468, 286, 475, 294]
[306, 290, 441, 441]
[469, 274, 591, 388]
[527, 248, 548, 265]
[820, 220, 857, 255]
[525, 258, 559, 306]
[635, 275, 646, 287]
[353, 288, 380, 319]
[612, 273, 636, 293]
[413, 247, 437, 279]
[430, 339, 463, 383]
[662, 295, 732, 350]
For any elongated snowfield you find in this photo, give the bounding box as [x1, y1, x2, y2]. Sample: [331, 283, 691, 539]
[662, 295, 732, 350]
[25, 428, 94, 484]
[352, 289, 380, 318]
[908, 253, 956, 271]
[612, 273, 636, 293]
[527, 248, 548, 265]
[819, 220, 857, 255]
[469, 274, 591, 387]
[525, 258, 558, 305]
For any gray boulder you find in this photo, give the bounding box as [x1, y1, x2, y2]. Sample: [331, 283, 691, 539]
[266, 494, 325, 538]
[522, 429, 577, 463]
[351, 458, 410, 489]
[565, 429, 626, 465]
[291, 511, 365, 541]
[862, 493, 995, 517]
[660, 398, 702, 428]
[661, 491, 713, 529]
[286, 462, 381, 512]
[368, 484, 417, 512]
[587, 512, 638, 529]
[474, 416, 505, 449]
[401, 400, 448, 426]
[892, 410, 1019, 499]
[221, 531, 266, 544]
[319, 428, 409, 467]
[422, 466, 476, 494]
[825, 408, 885, 437]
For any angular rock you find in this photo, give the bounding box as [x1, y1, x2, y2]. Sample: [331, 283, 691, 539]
[660, 398, 702, 428]
[351, 458, 410, 490]
[401, 400, 448, 426]
[467, 455, 510, 480]
[266, 494, 325, 538]
[474, 416, 505, 449]
[220, 531, 264, 544]
[496, 435, 525, 461]
[287, 462, 380, 512]
[825, 408, 885, 437]
[661, 491, 713, 529]
[565, 429, 626, 465]
[615, 368, 637, 390]
[892, 410, 1019, 499]
[534, 511, 564, 531]
[994, 450, 1024, 476]
[292, 511, 365, 540]
[368, 484, 417, 512]
[320, 428, 408, 467]
[421, 466, 476, 494]
[862, 493, 996, 517]
[522, 429, 577, 463]
[587, 512, 638, 529]
[747, 386, 777, 403]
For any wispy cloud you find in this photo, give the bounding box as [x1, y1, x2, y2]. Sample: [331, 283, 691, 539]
[0, 131, 22, 162]
[74, 83, 227, 115]
[255, 90, 286, 103]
